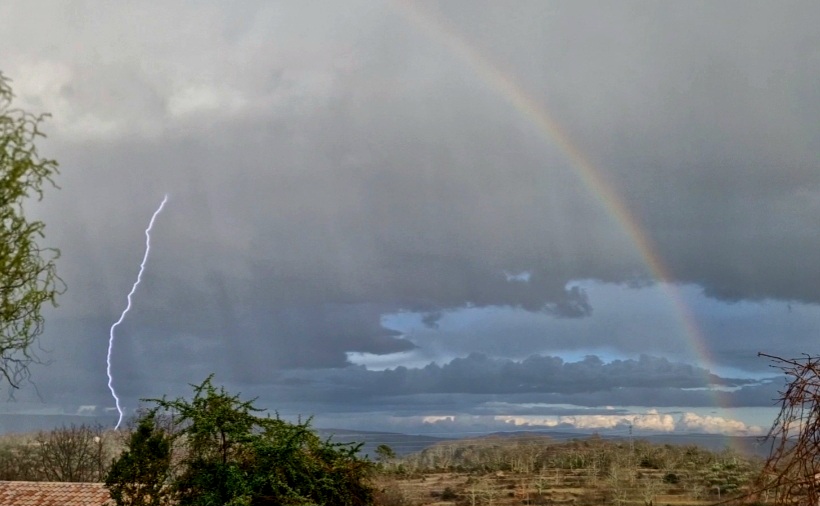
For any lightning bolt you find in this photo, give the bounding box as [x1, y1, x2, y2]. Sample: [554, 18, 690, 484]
[107, 194, 169, 429]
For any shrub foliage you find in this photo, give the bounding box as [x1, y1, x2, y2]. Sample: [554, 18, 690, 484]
[106, 376, 374, 506]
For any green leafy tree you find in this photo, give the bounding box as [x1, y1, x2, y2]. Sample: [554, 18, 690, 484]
[0, 72, 63, 387]
[106, 376, 374, 506]
[106, 415, 173, 506]
[375, 444, 396, 464]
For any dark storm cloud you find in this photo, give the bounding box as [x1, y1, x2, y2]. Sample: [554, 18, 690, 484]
[1, 1, 818, 415]
[422, 1, 820, 304]
[40, 103, 606, 377]
[261, 353, 765, 407]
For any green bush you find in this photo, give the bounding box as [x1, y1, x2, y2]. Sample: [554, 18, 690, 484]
[440, 486, 458, 500]
[663, 472, 680, 484]
[106, 376, 374, 506]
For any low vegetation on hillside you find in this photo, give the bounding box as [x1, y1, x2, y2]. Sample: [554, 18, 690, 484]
[10, 376, 813, 506]
[0, 424, 113, 482]
[0, 416, 771, 506]
[372, 434, 764, 506]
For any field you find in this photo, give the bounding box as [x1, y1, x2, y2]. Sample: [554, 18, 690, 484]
[0, 424, 770, 506]
[371, 434, 764, 506]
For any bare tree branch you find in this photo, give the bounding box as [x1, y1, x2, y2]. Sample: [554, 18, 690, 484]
[752, 352, 820, 506]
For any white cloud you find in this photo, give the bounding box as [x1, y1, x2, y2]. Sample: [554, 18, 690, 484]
[76, 405, 97, 415]
[8, 59, 75, 129]
[346, 350, 430, 371]
[504, 271, 532, 283]
[633, 410, 677, 432]
[493, 409, 761, 436]
[676, 412, 763, 435]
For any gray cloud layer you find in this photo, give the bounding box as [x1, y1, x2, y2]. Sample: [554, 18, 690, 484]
[265, 353, 775, 409]
[0, 2, 816, 418]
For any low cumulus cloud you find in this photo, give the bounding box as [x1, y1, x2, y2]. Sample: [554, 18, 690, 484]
[493, 410, 763, 436]
[321, 353, 754, 396]
[367, 407, 764, 436]
[495, 411, 676, 432]
[76, 405, 97, 416]
[261, 353, 777, 413]
[676, 412, 762, 435]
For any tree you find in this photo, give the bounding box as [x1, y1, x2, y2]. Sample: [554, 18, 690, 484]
[375, 444, 396, 465]
[105, 416, 173, 506]
[0, 72, 63, 387]
[106, 376, 375, 506]
[35, 424, 111, 482]
[755, 353, 820, 505]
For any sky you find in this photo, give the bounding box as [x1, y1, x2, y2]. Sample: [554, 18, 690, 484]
[1, 1, 819, 438]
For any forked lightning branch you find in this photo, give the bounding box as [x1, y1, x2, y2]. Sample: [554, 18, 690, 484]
[106, 194, 169, 429]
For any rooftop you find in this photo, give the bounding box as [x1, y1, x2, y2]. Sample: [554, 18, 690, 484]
[0, 481, 112, 506]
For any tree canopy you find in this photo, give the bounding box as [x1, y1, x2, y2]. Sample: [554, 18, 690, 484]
[106, 418, 172, 506]
[106, 376, 374, 506]
[0, 72, 63, 387]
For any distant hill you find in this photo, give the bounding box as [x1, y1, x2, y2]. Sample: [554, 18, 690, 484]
[316, 428, 454, 457]
[317, 427, 771, 459]
[0, 414, 115, 434]
[640, 432, 770, 458]
[477, 429, 770, 456]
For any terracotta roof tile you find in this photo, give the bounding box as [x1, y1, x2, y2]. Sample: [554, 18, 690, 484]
[0, 481, 112, 506]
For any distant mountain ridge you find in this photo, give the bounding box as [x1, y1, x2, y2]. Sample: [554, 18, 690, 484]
[317, 427, 771, 459]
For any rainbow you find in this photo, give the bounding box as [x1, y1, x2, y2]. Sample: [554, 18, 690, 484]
[391, 2, 734, 420]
